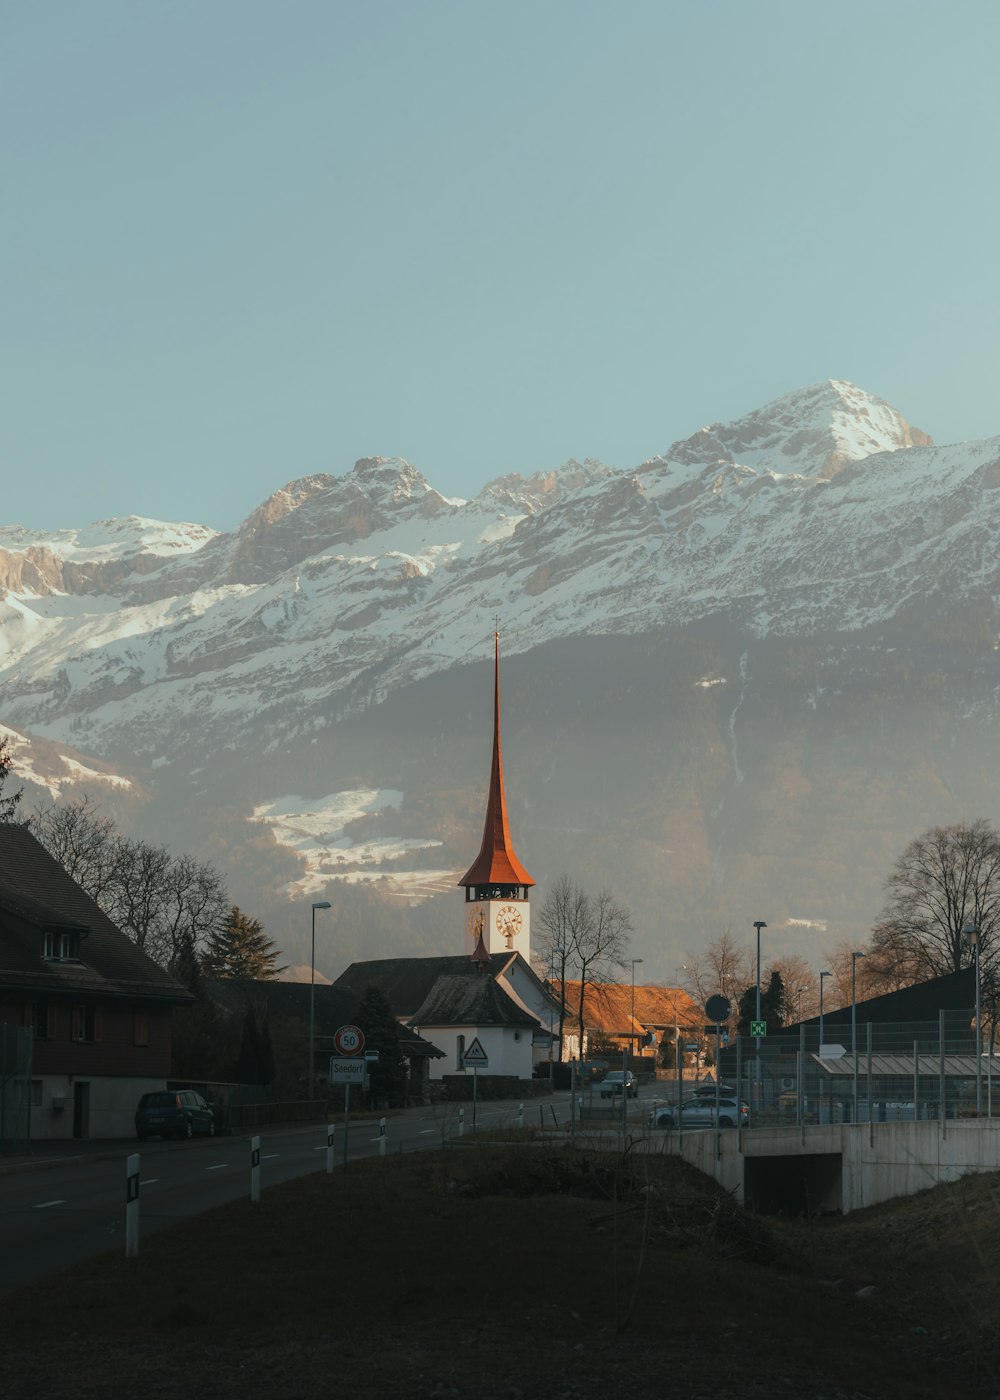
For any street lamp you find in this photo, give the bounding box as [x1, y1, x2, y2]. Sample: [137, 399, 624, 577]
[963, 923, 982, 1117]
[309, 901, 332, 1104]
[671, 964, 691, 1079]
[549, 946, 565, 1068]
[630, 958, 644, 1058]
[753, 920, 767, 1112]
[851, 950, 866, 1122]
[818, 970, 831, 1052]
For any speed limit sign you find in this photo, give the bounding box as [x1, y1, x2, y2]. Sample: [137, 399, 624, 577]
[334, 1024, 365, 1056]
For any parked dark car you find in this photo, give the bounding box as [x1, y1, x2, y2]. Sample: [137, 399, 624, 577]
[135, 1089, 216, 1141]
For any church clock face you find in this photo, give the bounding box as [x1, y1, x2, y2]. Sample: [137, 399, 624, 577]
[496, 904, 523, 948]
[466, 907, 485, 940]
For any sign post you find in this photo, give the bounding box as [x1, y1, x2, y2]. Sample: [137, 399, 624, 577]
[462, 1037, 488, 1134]
[705, 994, 733, 1160]
[334, 1025, 366, 1170]
[125, 1152, 140, 1258]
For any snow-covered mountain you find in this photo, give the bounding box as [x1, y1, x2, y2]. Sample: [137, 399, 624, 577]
[2, 379, 995, 765]
[4, 379, 1000, 972]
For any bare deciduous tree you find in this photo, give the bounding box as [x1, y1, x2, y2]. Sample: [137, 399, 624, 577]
[30, 795, 228, 972]
[872, 819, 1000, 983]
[537, 875, 632, 1060]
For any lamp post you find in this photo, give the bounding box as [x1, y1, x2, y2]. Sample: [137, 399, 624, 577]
[753, 920, 767, 1112]
[630, 958, 643, 1058]
[549, 946, 565, 1069]
[309, 901, 332, 1104]
[963, 923, 982, 1117]
[818, 970, 831, 1052]
[672, 964, 689, 1080]
[851, 950, 866, 1122]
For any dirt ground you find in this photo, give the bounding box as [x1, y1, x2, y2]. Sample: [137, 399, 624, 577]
[2, 1141, 999, 1400]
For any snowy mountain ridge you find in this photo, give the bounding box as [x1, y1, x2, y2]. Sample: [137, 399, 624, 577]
[2, 379, 998, 780]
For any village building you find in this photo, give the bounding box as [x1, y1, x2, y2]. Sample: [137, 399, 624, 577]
[0, 824, 192, 1143]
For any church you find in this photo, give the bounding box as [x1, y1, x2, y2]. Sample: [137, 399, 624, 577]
[334, 634, 561, 1089]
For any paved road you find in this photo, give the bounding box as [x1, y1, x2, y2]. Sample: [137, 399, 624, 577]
[0, 1086, 671, 1295]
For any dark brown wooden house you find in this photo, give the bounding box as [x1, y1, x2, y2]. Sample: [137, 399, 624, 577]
[0, 825, 191, 1141]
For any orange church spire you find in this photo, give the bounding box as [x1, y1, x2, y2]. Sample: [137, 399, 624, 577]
[458, 631, 535, 889]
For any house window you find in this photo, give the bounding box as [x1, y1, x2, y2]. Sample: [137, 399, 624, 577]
[133, 1013, 149, 1047]
[72, 1006, 103, 1043]
[42, 929, 78, 961]
[24, 1000, 55, 1040]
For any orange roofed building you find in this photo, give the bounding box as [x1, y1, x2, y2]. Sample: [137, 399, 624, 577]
[558, 980, 702, 1064]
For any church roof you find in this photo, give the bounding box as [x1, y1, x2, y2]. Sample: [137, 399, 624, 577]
[409, 972, 538, 1029]
[333, 952, 521, 1019]
[457, 634, 534, 889]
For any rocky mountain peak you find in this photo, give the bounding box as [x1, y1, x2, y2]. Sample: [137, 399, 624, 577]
[668, 379, 933, 480]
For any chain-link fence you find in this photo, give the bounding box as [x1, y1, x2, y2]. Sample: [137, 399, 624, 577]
[713, 1008, 987, 1126]
[0, 1024, 33, 1152]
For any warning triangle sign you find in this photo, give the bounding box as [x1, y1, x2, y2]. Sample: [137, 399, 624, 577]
[463, 1036, 489, 1067]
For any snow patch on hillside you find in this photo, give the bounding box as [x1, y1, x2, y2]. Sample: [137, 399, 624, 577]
[249, 789, 454, 901]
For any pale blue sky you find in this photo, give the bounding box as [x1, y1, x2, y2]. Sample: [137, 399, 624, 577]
[3, 0, 999, 531]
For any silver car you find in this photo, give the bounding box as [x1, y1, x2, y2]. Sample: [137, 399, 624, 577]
[650, 1095, 749, 1129]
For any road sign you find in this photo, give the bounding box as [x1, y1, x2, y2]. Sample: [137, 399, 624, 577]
[329, 1056, 367, 1084]
[334, 1024, 365, 1056]
[463, 1036, 489, 1068]
[705, 994, 732, 1023]
[751, 1020, 767, 1037]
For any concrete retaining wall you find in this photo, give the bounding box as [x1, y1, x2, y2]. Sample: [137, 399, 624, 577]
[657, 1118, 1000, 1214]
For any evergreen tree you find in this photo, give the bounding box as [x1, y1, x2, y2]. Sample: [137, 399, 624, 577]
[352, 984, 409, 1107]
[736, 969, 788, 1036]
[0, 736, 24, 824]
[202, 905, 285, 980]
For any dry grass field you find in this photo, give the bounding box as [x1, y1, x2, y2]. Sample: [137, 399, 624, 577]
[2, 1139, 1000, 1400]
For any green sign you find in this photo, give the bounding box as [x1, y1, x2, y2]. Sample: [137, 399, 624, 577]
[750, 1020, 767, 1037]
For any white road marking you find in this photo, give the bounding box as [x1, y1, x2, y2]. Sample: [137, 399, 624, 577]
[34, 1200, 66, 1209]
[206, 1164, 229, 1171]
[262, 1153, 280, 1159]
[419, 1129, 434, 1135]
[139, 1178, 160, 1186]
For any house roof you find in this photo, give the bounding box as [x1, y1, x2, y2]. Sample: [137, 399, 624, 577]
[790, 968, 976, 1029]
[0, 824, 190, 1003]
[334, 951, 528, 1019]
[559, 980, 700, 1035]
[409, 972, 538, 1029]
[457, 634, 534, 889]
[205, 977, 444, 1058]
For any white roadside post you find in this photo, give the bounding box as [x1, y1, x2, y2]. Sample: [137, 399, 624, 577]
[326, 1122, 335, 1174]
[518, 1102, 524, 1129]
[250, 1135, 261, 1203]
[125, 1152, 140, 1259]
[458, 1107, 465, 1138]
[379, 1116, 387, 1157]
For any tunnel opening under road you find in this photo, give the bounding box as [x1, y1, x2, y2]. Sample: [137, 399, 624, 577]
[743, 1152, 842, 1216]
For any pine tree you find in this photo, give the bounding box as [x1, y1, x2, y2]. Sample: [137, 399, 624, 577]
[352, 984, 409, 1107]
[202, 905, 285, 980]
[0, 736, 24, 824]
